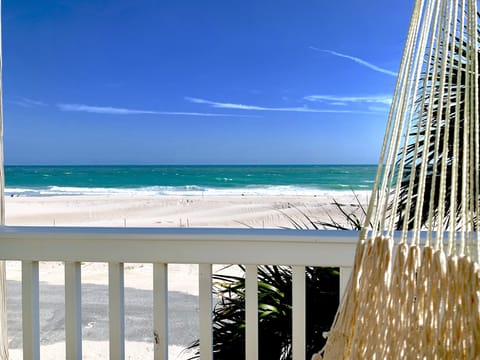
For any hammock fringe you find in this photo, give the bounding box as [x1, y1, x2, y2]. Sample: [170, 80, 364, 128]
[313, 236, 480, 359]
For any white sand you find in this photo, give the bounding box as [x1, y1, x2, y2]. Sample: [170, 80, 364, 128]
[3, 193, 368, 359]
[5, 193, 368, 228]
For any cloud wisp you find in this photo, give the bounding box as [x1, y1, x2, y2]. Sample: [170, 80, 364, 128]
[310, 47, 397, 77]
[58, 104, 157, 115]
[304, 94, 392, 105]
[11, 97, 48, 108]
[185, 97, 363, 114]
[52, 96, 388, 117]
[57, 103, 257, 118]
[304, 94, 392, 113]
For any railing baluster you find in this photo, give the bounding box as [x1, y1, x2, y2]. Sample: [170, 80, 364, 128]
[199, 264, 213, 360]
[0, 228, 359, 359]
[153, 263, 168, 360]
[65, 261, 82, 359]
[22, 260, 40, 360]
[292, 266, 306, 360]
[339, 267, 352, 301]
[109, 262, 125, 360]
[245, 264, 258, 360]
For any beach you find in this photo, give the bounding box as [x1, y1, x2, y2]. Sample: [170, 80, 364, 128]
[2, 164, 373, 358]
[3, 191, 368, 359]
[5, 192, 369, 228]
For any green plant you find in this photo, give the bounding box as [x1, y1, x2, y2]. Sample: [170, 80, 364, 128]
[187, 197, 367, 359]
[187, 265, 339, 360]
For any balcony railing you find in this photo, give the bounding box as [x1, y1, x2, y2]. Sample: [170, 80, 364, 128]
[0, 226, 358, 360]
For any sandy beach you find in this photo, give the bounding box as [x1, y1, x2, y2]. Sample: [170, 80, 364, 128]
[5, 192, 368, 228]
[3, 192, 367, 359]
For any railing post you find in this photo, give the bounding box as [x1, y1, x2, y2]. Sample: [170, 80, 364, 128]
[65, 261, 82, 359]
[199, 264, 213, 360]
[245, 265, 258, 360]
[109, 262, 125, 360]
[292, 266, 306, 360]
[22, 261, 40, 360]
[153, 263, 168, 360]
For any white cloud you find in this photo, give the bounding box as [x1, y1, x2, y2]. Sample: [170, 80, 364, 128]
[12, 97, 48, 108]
[304, 94, 392, 105]
[185, 97, 363, 113]
[57, 104, 157, 115]
[304, 94, 392, 113]
[57, 103, 257, 117]
[310, 47, 397, 77]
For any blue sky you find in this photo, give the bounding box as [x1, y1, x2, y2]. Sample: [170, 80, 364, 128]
[3, 0, 413, 165]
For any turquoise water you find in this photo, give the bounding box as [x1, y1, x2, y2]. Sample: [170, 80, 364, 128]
[5, 165, 377, 196]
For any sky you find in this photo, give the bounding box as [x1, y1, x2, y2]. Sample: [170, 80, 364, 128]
[3, 0, 414, 165]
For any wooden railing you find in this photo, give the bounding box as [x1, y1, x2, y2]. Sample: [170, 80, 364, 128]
[0, 226, 358, 360]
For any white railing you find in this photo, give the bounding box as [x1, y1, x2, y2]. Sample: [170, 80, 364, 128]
[0, 226, 359, 360]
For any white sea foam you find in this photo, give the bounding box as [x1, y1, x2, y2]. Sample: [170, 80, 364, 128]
[5, 186, 371, 198]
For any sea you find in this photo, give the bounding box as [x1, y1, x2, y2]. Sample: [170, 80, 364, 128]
[4, 165, 377, 197]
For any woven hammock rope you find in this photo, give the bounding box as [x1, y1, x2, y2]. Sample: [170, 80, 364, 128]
[314, 0, 480, 358]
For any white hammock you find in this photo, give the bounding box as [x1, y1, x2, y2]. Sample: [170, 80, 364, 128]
[314, 0, 480, 358]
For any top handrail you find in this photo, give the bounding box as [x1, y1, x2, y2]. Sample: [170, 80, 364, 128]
[0, 226, 359, 266]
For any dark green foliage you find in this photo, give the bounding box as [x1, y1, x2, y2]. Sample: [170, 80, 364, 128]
[187, 265, 339, 360]
[395, 23, 480, 231]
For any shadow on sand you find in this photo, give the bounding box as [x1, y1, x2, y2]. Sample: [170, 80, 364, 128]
[6, 280, 199, 349]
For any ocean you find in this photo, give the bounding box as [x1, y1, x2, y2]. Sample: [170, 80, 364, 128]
[4, 165, 377, 197]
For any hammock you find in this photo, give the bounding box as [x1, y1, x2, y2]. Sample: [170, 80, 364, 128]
[314, 0, 480, 358]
